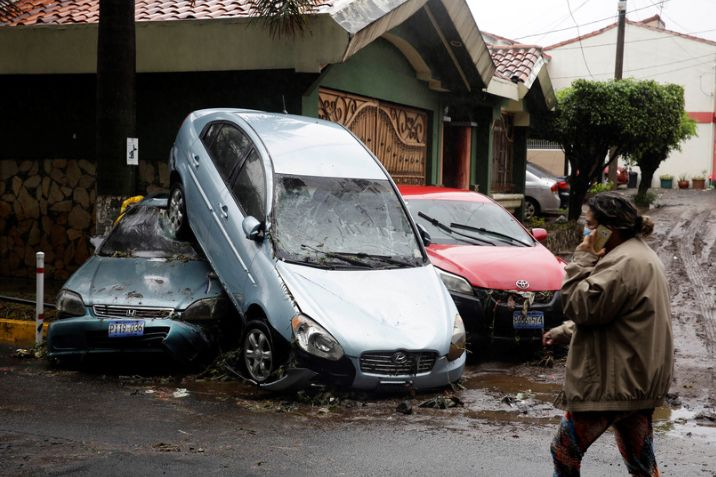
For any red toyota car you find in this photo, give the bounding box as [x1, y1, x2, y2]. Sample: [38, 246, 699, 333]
[399, 186, 566, 347]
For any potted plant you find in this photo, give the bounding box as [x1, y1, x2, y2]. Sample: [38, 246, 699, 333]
[659, 174, 673, 189]
[691, 171, 706, 190]
[677, 174, 689, 189]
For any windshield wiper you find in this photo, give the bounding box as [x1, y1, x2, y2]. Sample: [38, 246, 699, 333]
[449, 223, 531, 247]
[417, 212, 495, 246]
[300, 244, 374, 268]
[350, 253, 418, 268]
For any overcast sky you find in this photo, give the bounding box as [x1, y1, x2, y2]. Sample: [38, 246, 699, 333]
[466, 0, 716, 47]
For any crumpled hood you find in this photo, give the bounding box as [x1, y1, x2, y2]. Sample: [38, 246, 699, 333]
[427, 244, 565, 291]
[275, 262, 457, 357]
[65, 256, 219, 310]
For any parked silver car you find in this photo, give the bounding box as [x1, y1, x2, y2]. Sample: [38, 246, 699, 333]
[167, 109, 465, 391]
[524, 163, 568, 220]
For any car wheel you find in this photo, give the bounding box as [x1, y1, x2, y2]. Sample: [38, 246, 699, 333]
[242, 321, 277, 383]
[523, 198, 539, 221]
[168, 183, 190, 239]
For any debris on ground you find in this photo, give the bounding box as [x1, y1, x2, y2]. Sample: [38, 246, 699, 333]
[665, 392, 682, 407]
[152, 442, 181, 452]
[694, 411, 716, 424]
[418, 394, 463, 409]
[13, 348, 34, 359]
[395, 400, 413, 415]
[172, 388, 189, 398]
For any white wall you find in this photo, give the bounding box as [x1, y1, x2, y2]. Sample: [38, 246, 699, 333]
[547, 23, 716, 186]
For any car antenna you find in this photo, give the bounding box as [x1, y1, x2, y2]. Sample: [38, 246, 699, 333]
[281, 95, 287, 114]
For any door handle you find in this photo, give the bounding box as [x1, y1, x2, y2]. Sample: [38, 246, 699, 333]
[219, 203, 229, 219]
[191, 154, 200, 167]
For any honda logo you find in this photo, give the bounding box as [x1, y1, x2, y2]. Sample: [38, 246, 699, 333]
[515, 280, 529, 290]
[125, 309, 136, 317]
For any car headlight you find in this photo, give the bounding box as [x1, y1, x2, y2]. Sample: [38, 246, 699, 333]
[291, 314, 344, 361]
[56, 289, 86, 318]
[448, 314, 466, 361]
[180, 296, 229, 321]
[436, 268, 473, 295]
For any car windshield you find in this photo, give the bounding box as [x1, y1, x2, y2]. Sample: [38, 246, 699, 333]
[99, 206, 200, 259]
[527, 163, 557, 179]
[405, 199, 534, 247]
[272, 175, 424, 269]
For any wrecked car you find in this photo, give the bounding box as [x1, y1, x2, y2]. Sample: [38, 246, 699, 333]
[167, 109, 465, 390]
[399, 186, 566, 347]
[47, 198, 231, 363]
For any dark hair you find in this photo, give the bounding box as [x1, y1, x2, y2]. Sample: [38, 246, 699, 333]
[587, 192, 654, 237]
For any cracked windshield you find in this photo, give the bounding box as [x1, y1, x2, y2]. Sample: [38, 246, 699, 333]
[406, 199, 534, 247]
[273, 175, 424, 268]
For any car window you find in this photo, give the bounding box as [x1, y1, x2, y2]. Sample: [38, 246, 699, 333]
[527, 163, 555, 179]
[205, 123, 252, 183]
[98, 206, 200, 259]
[232, 148, 266, 219]
[405, 199, 534, 247]
[273, 174, 424, 269]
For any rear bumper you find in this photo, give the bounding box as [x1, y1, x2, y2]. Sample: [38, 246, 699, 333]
[47, 315, 211, 363]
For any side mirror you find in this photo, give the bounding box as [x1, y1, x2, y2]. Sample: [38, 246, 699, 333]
[417, 223, 432, 247]
[532, 228, 548, 242]
[242, 216, 263, 241]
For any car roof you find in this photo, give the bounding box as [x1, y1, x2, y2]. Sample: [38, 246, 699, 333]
[398, 185, 494, 203]
[193, 109, 388, 180]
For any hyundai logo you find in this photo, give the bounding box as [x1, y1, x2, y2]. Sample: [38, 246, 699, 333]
[515, 280, 529, 289]
[391, 351, 409, 364]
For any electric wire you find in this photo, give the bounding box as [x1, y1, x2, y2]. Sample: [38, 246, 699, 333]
[566, 0, 594, 78]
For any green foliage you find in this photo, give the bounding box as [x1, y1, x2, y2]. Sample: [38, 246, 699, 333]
[634, 191, 657, 207]
[525, 216, 546, 228]
[659, 174, 673, 180]
[588, 180, 616, 194]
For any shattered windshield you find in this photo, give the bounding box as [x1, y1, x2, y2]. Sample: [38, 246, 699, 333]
[405, 199, 534, 247]
[98, 206, 200, 259]
[272, 175, 425, 269]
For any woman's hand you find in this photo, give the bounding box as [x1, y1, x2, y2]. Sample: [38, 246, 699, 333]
[576, 228, 606, 256]
[542, 330, 555, 347]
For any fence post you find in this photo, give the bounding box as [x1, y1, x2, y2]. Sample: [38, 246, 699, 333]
[36, 252, 45, 346]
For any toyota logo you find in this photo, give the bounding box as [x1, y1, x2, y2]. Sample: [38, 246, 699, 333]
[391, 351, 409, 364]
[515, 280, 529, 289]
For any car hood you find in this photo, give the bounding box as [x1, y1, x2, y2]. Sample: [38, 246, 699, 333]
[427, 244, 565, 291]
[64, 256, 220, 310]
[275, 262, 456, 356]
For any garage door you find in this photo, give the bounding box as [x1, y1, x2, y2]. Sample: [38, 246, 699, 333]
[318, 88, 428, 185]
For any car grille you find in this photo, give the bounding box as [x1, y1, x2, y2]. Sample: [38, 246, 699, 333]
[359, 351, 437, 376]
[93, 305, 174, 319]
[477, 289, 555, 305]
[85, 327, 170, 349]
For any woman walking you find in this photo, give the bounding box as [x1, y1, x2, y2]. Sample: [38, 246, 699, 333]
[543, 192, 674, 477]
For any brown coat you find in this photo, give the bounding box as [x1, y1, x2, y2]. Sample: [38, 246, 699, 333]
[550, 237, 673, 412]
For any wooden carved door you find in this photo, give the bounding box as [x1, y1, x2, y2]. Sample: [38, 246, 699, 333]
[318, 88, 428, 185]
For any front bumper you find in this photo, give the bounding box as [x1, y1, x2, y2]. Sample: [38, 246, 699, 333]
[47, 315, 211, 363]
[451, 289, 563, 344]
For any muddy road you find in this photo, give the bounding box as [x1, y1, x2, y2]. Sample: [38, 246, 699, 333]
[1, 189, 715, 476]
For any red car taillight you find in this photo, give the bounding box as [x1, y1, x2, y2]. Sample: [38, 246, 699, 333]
[557, 181, 569, 191]
[550, 183, 558, 192]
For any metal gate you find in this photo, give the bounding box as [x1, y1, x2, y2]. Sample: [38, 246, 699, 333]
[491, 114, 514, 193]
[318, 88, 428, 185]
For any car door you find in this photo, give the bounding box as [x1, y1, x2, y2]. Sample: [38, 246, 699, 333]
[202, 122, 265, 310]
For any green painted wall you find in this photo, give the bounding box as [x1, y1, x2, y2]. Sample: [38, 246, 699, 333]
[302, 38, 444, 184]
[472, 107, 497, 194]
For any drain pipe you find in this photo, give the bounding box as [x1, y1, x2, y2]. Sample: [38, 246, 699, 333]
[36, 252, 45, 346]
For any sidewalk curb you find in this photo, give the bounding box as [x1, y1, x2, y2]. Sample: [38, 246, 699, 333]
[0, 319, 48, 346]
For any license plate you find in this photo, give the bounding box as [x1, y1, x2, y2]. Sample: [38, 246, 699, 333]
[108, 320, 144, 337]
[513, 311, 544, 330]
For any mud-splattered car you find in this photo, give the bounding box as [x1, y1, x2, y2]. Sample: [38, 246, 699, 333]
[47, 198, 231, 363]
[167, 109, 465, 391]
[399, 186, 566, 347]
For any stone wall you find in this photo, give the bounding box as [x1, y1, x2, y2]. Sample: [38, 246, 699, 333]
[0, 159, 168, 280]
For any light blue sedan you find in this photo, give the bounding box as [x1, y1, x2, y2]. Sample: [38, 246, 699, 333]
[167, 109, 466, 391]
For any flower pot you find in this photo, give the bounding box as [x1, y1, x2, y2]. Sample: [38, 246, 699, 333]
[677, 180, 689, 189]
[692, 178, 706, 190]
[660, 178, 673, 189]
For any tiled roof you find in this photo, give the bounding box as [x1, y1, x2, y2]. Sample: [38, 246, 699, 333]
[488, 44, 544, 84]
[1, 0, 333, 26]
[545, 15, 716, 50]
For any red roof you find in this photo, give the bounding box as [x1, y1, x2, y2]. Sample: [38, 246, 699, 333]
[487, 44, 544, 83]
[545, 15, 716, 50]
[1, 0, 331, 26]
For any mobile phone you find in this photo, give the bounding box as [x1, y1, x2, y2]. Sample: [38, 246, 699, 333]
[593, 225, 612, 251]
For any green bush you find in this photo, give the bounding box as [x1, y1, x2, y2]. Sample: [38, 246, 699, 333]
[588, 180, 616, 194]
[634, 191, 657, 207]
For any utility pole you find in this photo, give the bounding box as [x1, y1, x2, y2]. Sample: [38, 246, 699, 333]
[608, 0, 627, 184]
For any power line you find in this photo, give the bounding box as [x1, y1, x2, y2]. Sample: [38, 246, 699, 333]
[514, 0, 674, 40]
[551, 28, 716, 50]
[550, 51, 716, 79]
[567, 0, 594, 78]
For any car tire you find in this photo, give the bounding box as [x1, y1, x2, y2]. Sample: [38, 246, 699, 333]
[242, 320, 278, 384]
[168, 182, 190, 239]
[523, 198, 539, 221]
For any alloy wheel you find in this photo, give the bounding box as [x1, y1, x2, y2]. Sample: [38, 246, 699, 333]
[243, 326, 274, 382]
